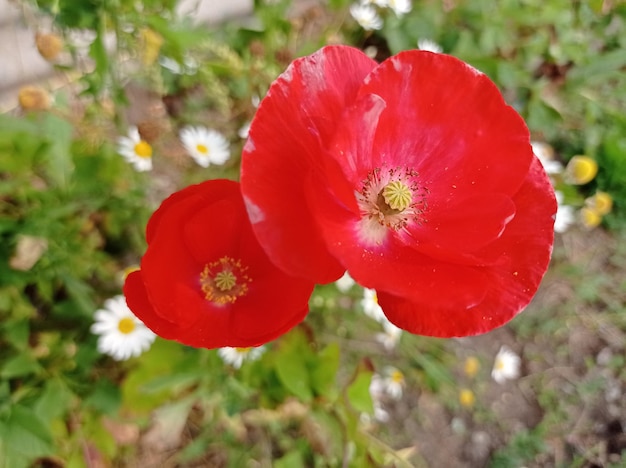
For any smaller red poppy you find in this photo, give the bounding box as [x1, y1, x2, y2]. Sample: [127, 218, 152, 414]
[123, 179, 315, 348]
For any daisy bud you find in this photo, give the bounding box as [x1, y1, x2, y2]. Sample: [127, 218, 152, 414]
[459, 388, 475, 408]
[140, 28, 163, 66]
[564, 155, 598, 185]
[585, 191, 612, 216]
[580, 206, 602, 229]
[35, 32, 64, 61]
[18, 85, 51, 111]
[463, 356, 480, 378]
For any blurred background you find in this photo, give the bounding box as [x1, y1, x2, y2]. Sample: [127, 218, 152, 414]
[0, 0, 625, 466]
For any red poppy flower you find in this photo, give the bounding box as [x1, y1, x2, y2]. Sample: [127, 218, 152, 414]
[123, 179, 315, 348]
[240, 46, 556, 337]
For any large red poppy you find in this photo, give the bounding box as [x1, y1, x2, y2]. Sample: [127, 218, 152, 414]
[240, 46, 556, 337]
[123, 179, 315, 348]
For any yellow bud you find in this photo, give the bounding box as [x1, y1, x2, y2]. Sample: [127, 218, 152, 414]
[141, 28, 163, 66]
[463, 357, 480, 378]
[580, 207, 602, 229]
[565, 156, 598, 185]
[459, 388, 475, 408]
[35, 32, 64, 61]
[18, 86, 51, 111]
[585, 191, 612, 216]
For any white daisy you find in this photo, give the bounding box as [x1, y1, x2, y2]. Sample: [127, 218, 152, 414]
[387, 0, 412, 16]
[91, 295, 156, 361]
[371, 366, 405, 400]
[375, 319, 402, 351]
[238, 95, 261, 140]
[218, 346, 266, 369]
[360, 288, 386, 323]
[554, 191, 576, 233]
[117, 126, 153, 172]
[367, 375, 390, 423]
[179, 126, 230, 167]
[491, 345, 521, 384]
[159, 55, 198, 75]
[238, 121, 252, 140]
[350, 3, 383, 30]
[531, 141, 563, 175]
[417, 38, 443, 53]
[335, 271, 356, 293]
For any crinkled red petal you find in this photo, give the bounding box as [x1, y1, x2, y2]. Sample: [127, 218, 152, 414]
[378, 157, 556, 337]
[240, 45, 377, 283]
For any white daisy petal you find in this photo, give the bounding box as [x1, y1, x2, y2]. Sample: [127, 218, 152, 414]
[91, 295, 156, 361]
[554, 191, 576, 233]
[360, 288, 386, 323]
[218, 346, 266, 369]
[417, 38, 443, 53]
[375, 319, 402, 351]
[350, 4, 383, 30]
[335, 271, 356, 293]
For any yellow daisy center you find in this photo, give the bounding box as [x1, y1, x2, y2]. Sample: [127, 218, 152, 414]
[495, 359, 505, 371]
[390, 370, 404, 384]
[459, 389, 475, 408]
[200, 256, 251, 305]
[235, 347, 251, 354]
[134, 140, 153, 159]
[118, 317, 136, 334]
[464, 357, 480, 378]
[196, 143, 209, 155]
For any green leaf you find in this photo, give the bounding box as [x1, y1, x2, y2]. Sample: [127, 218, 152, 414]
[84, 379, 121, 415]
[311, 343, 340, 399]
[39, 114, 74, 188]
[0, 354, 42, 379]
[1, 405, 54, 459]
[346, 366, 373, 415]
[2, 319, 30, 351]
[274, 450, 305, 468]
[122, 339, 189, 413]
[33, 379, 74, 423]
[274, 346, 313, 402]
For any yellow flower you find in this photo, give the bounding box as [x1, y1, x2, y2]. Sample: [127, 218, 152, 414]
[463, 356, 480, 378]
[580, 207, 602, 229]
[565, 156, 598, 185]
[35, 32, 64, 61]
[459, 388, 475, 408]
[18, 86, 51, 111]
[141, 28, 163, 66]
[585, 191, 612, 216]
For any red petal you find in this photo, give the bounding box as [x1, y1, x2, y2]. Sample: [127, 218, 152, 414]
[378, 157, 556, 337]
[123, 270, 179, 340]
[240, 45, 377, 283]
[358, 50, 532, 198]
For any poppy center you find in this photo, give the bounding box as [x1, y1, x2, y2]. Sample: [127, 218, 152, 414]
[356, 166, 427, 244]
[196, 143, 209, 155]
[118, 317, 136, 334]
[200, 256, 251, 305]
[134, 141, 153, 158]
[381, 180, 413, 211]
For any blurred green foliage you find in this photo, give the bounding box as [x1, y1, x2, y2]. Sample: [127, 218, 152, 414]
[1, 0, 625, 466]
